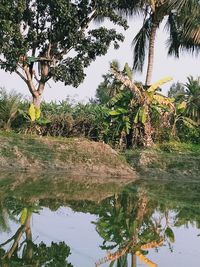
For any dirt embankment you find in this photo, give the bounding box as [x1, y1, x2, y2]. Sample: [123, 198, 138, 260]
[0, 132, 136, 179]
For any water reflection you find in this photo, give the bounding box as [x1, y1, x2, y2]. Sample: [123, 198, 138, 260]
[0, 172, 200, 266]
[95, 189, 174, 267]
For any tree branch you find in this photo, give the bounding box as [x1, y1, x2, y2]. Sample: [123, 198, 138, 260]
[0, 225, 24, 248]
[59, 9, 98, 58]
[15, 69, 28, 84]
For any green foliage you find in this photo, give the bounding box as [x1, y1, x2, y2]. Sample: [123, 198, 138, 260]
[0, 88, 22, 130]
[0, 0, 127, 103]
[165, 227, 175, 243]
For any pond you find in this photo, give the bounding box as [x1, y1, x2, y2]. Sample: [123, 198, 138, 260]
[0, 170, 200, 267]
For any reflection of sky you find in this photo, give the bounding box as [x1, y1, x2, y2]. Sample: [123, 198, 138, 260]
[1, 207, 200, 267]
[32, 207, 104, 266]
[145, 225, 200, 267]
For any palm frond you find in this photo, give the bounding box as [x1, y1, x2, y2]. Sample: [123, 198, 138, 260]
[132, 16, 153, 72]
[167, 0, 200, 55]
[166, 12, 180, 57]
[116, 0, 143, 17]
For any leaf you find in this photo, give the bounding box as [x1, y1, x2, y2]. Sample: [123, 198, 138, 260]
[35, 107, 41, 119]
[139, 107, 146, 124]
[148, 77, 173, 92]
[134, 110, 140, 123]
[109, 260, 115, 267]
[182, 117, 198, 128]
[123, 62, 132, 80]
[165, 227, 175, 243]
[20, 208, 28, 225]
[177, 101, 187, 110]
[123, 116, 131, 134]
[153, 94, 174, 110]
[28, 104, 36, 121]
[109, 108, 128, 116]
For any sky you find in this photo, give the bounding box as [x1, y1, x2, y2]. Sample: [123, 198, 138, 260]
[1, 17, 200, 103]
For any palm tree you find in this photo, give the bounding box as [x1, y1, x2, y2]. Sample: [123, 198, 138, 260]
[167, 0, 200, 55]
[184, 76, 200, 124]
[121, 0, 200, 85]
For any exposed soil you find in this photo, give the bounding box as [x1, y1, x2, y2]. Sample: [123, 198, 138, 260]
[0, 132, 137, 179]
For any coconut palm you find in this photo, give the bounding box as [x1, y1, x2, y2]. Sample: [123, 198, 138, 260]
[184, 76, 200, 124]
[167, 0, 200, 55]
[123, 0, 200, 85]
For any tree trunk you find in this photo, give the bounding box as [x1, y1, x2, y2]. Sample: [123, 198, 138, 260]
[33, 94, 42, 109]
[145, 23, 158, 86]
[131, 253, 137, 267]
[143, 105, 154, 147]
[25, 216, 33, 261]
[23, 63, 47, 109]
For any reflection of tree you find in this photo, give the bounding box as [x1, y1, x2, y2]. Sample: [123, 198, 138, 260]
[0, 198, 73, 267]
[95, 187, 175, 267]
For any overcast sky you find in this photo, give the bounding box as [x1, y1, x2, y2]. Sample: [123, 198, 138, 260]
[1, 17, 200, 103]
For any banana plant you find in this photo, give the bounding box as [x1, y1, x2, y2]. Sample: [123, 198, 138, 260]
[94, 189, 170, 267]
[108, 91, 132, 149]
[111, 67, 174, 147]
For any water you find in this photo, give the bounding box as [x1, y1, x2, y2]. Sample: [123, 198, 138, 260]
[0, 171, 200, 267]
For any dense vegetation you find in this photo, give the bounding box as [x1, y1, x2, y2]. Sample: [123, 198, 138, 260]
[0, 0, 199, 149]
[0, 64, 199, 149]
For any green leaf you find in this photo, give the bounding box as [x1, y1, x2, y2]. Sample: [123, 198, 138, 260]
[182, 117, 198, 128]
[35, 107, 41, 120]
[139, 107, 146, 124]
[134, 110, 140, 123]
[141, 110, 147, 124]
[177, 101, 187, 110]
[109, 108, 128, 116]
[165, 227, 175, 243]
[109, 260, 115, 267]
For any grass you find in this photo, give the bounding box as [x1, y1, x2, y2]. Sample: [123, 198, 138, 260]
[0, 131, 134, 177]
[124, 141, 200, 179]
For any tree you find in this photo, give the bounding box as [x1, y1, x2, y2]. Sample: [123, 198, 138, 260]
[110, 65, 174, 146]
[184, 76, 200, 124]
[130, 0, 200, 85]
[168, 82, 185, 100]
[169, 76, 200, 137]
[95, 61, 123, 105]
[0, 200, 73, 266]
[0, 0, 127, 109]
[95, 188, 173, 267]
[167, 0, 200, 56]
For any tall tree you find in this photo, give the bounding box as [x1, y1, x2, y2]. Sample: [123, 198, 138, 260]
[184, 76, 200, 124]
[129, 0, 200, 85]
[0, 0, 127, 109]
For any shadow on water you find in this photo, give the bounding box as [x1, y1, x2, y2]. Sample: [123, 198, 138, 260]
[0, 167, 200, 267]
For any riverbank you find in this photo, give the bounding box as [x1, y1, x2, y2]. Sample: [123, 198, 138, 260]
[124, 141, 200, 179]
[0, 131, 136, 178]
